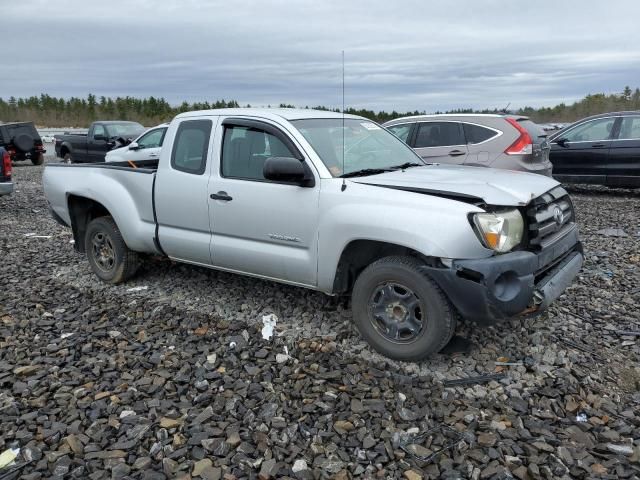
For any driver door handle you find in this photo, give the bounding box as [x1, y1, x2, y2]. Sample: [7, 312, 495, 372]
[210, 192, 233, 201]
[448, 149, 466, 157]
[591, 143, 606, 148]
[148, 152, 158, 157]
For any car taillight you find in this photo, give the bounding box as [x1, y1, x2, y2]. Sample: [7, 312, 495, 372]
[504, 118, 533, 155]
[2, 151, 11, 178]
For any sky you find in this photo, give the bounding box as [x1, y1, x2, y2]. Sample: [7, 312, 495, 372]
[3, 0, 640, 112]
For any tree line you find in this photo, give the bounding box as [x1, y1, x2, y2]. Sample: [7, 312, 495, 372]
[0, 87, 638, 127]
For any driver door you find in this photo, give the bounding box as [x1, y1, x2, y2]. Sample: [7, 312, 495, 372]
[208, 118, 320, 287]
[550, 116, 619, 178]
[87, 124, 108, 163]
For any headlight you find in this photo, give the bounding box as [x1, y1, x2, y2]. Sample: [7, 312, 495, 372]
[473, 209, 524, 253]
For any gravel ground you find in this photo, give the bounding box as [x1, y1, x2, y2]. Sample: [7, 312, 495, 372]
[1, 156, 639, 479]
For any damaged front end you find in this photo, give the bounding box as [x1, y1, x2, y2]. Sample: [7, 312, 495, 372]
[425, 186, 584, 325]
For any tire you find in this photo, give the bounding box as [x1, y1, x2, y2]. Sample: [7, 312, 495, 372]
[13, 133, 34, 152]
[63, 153, 72, 164]
[31, 153, 44, 165]
[351, 256, 456, 361]
[85, 216, 139, 284]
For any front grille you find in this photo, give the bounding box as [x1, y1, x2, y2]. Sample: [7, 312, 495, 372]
[526, 186, 575, 250]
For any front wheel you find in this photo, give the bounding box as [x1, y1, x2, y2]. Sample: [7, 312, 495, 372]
[351, 256, 456, 361]
[85, 216, 139, 284]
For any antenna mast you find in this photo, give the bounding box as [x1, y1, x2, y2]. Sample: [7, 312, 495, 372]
[341, 50, 346, 191]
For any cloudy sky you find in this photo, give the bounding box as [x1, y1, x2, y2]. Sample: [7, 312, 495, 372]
[3, 0, 640, 112]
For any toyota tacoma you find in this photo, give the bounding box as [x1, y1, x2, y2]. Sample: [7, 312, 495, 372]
[43, 108, 583, 360]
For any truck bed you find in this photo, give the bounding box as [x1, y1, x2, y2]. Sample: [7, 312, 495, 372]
[43, 159, 160, 254]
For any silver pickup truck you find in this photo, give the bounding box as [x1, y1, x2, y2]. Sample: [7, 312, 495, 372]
[43, 108, 583, 360]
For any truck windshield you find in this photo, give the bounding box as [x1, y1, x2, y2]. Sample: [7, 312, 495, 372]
[107, 122, 144, 138]
[292, 118, 424, 177]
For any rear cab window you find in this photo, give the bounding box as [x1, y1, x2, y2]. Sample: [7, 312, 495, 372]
[171, 119, 212, 174]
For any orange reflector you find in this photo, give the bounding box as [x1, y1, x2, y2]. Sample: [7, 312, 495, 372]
[484, 232, 500, 249]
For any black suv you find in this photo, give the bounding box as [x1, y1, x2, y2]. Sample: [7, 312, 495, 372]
[0, 121, 46, 165]
[550, 111, 640, 188]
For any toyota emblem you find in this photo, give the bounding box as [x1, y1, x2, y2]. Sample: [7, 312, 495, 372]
[553, 206, 564, 225]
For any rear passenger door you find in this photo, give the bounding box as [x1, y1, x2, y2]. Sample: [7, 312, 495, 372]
[208, 117, 320, 287]
[412, 122, 468, 164]
[607, 115, 640, 187]
[462, 122, 502, 166]
[155, 117, 218, 265]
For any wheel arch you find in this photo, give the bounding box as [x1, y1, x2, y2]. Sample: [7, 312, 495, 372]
[331, 239, 445, 295]
[67, 194, 112, 253]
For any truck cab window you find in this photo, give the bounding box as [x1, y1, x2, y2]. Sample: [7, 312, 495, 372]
[93, 125, 105, 139]
[221, 125, 296, 180]
[171, 120, 212, 175]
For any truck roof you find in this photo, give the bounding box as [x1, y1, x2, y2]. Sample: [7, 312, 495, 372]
[175, 108, 366, 122]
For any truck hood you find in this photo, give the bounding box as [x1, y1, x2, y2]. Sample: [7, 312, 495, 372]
[353, 164, 559, 206]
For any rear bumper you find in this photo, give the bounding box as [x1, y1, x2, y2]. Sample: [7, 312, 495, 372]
[427, 225, 582, 325]
[0, 181, 14, 196]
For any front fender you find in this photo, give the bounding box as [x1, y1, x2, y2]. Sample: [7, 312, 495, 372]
[316, 180, 492, 292]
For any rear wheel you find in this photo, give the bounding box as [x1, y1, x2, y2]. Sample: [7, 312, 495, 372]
[85, 216, 139, 284]
[351, 256, 456, 361]
[31, 153, 44, 165]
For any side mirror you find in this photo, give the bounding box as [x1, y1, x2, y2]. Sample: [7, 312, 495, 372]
[555, 138, 569, 147]
[263, 157, 313, 186]
[94, 134, 106, 141]
[128, 142, 140, 150]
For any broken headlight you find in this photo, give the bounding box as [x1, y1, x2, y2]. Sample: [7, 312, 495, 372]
[472, 209, 523, 253]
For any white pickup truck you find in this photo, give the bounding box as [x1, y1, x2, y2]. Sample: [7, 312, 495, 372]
[43, 108, 583, 360]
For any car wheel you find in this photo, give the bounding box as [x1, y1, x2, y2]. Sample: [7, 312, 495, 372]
[351, 256, 456, 361]
[63, 153, 72, 164]
[31, 153, 44, 165]
[85, 216, 139, 284]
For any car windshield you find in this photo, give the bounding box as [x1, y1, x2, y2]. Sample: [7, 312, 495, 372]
[292, 118, 424, 177]
[108, 122, 144, 138]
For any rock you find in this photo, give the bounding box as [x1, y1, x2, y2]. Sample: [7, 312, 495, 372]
[193, 458, 213, 477]
[133, 457, 151, 470]
[403, 470, 422, 480]
[292, 459, 308, 473]
[404, 444, 433, 458]
[606, 443, 634, 456]
[333, 420, 355, 434]
[591, 463, 607, 475]
[160, 417, 183, 429]
[13, 365, 39, 376]
[259, 458, 278, 479]
[477, 433, 497, 447]
[512, 466, 528, 480]
[65, 434, 83, 455]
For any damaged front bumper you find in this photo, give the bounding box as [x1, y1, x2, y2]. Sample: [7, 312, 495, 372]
[427, 225, 583, 325]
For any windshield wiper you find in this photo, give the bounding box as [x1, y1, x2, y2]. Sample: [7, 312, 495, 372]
[340, 168, 392, 178]
[390, 162, 423, 170]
